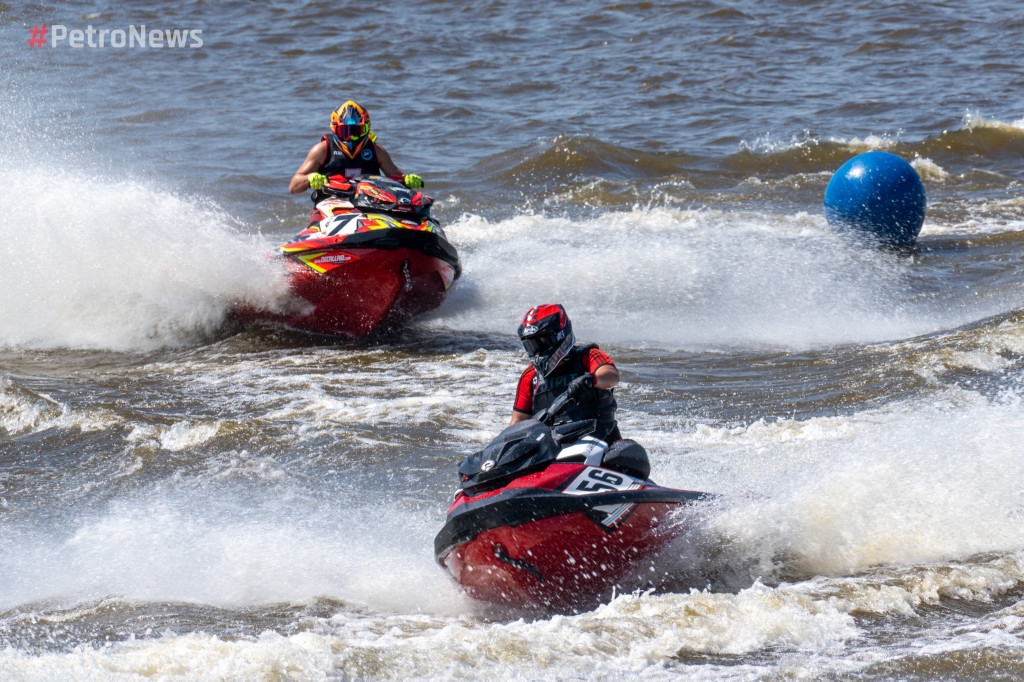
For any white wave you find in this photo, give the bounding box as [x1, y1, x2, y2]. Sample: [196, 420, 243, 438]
[962, 109, 1024, 133]
[0, 583, 858, 681]
[801, 552, 1024, 617]
[0, 631, 340, 682]
[431, 208, 1003, 350]
[740, 130, 902, 156]
[912, 317, 1024, 379]
[0, 376, 121, 436]
[0, 167, 290, 351]
[4, 379, 1024, 680]
[646, 387, 1024, 582]
[0, 377, 65, 436]
[0, 490, 466, 616]
[742, 111, 1024, 158]
[3, 528, 1022, 680]
[910, 156, 948, 182]
[142, 345, 523, 445]
[125, 420, 225, 451]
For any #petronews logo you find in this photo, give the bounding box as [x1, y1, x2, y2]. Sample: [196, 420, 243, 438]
[27, 24, 203, 48]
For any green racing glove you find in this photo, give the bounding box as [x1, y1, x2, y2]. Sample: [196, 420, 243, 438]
[403, 174, 423, 189]
[308, 173, 327, 190]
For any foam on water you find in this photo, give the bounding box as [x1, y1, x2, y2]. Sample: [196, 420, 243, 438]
[6, 374, 1024, 679]
[741, 111, 1024, 155]
[10, 335, 1024, 627]
[130, 345, 522, 447]
[125, 420, 226, 451]
[962, 110, 1024, 133]
[0, 584, 857, 680]
[0, 166, 290, 352]
[12, 566, 1015, 681]
[0, 488, 465, 616]
[5, 551, 1024, 681]
[0, 377, 121, 437]
[911, 315, 1024, 380]
[0, 631, 340, 682]
[1, 159, 1019, 355]
[7, 311, 1024, 651]
[804, 552, 1024, 618]
[434, 208, 1015, 350]
[644, 385, 1024, 584]
[910, 156, 949, 182]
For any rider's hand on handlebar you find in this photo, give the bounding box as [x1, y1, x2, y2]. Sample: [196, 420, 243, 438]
[403, 174, 423, 189]
[565, 373, 594, 401]
[308, 173, 327, 190]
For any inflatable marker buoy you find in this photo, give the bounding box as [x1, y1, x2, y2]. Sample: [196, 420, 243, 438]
[824, 151, 926, 247]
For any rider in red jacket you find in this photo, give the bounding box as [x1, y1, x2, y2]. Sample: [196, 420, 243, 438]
[510, 304, 649, 479]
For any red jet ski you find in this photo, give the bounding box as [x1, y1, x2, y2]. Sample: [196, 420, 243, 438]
[435, 387, 710, 612]
[247, 175, 460, 338]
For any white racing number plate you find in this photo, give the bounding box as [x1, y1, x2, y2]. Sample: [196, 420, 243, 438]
[563, 467, 643, 496]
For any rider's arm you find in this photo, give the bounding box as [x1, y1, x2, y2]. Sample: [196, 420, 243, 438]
[288, 141, 328, 194]
[593, 363, 619, 390]
[584, 348, 619, 389]
[509, 367, 535, 424]
[374, 144, 404, 178]
[510, 409, 533, 425]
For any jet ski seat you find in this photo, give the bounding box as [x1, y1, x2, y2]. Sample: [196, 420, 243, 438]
[601, 439, 650, 480]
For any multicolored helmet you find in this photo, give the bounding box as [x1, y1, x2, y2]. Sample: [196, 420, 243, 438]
[517, 304, 575, 376]
[331, 101, 370, 142]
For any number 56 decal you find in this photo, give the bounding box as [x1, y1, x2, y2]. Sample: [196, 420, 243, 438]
[564, 467, 643, 495]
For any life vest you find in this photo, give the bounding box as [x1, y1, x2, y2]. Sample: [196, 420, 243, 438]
[318, 132, 381, 179]
[530, 344, 618, 441]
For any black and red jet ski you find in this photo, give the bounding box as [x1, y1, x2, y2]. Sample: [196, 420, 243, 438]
[435, 386, 710, 612]
[242, 175, 461, 338]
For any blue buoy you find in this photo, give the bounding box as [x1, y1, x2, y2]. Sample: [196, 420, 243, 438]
[824, 151, 926, 247]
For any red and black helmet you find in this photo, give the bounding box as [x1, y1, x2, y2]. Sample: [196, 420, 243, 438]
[517, 304, 575, 376]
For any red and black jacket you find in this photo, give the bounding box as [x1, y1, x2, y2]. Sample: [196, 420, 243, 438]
[517, 344, 619, 441]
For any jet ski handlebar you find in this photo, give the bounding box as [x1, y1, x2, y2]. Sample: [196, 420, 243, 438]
[533, 373, 594, 426]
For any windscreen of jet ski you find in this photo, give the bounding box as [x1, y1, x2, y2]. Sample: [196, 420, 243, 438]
[550, 419, 597, 447]
[458, 420, 558, 495]
[318, 175, 434, 217]
[457, 388, 602, 495]
[319, 175, 433, 217]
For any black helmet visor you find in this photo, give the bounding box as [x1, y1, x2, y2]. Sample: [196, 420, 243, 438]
[522, 334, 558, 358]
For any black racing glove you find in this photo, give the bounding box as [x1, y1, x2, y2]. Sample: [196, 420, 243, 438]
[564, 372, 594, 402]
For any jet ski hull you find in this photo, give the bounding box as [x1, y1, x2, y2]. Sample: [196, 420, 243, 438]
[443, 502, 682, 610]
[240, 176, 460, 339]
[277, 244, 456, 338]
[243, 223, 460, 339]
[435, 463, 707, 611]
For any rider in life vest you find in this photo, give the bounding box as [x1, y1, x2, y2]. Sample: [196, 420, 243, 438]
[288, 101, 423, 218]
[510, 304, 650, 479]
